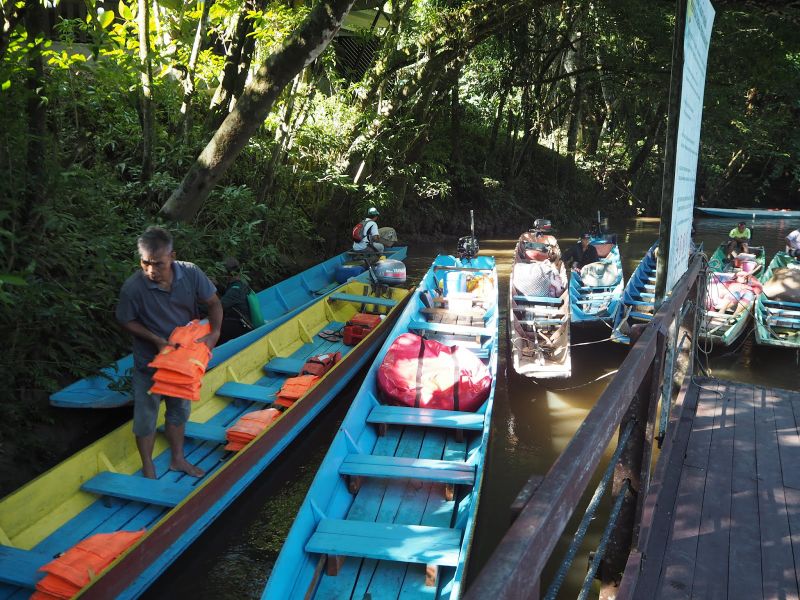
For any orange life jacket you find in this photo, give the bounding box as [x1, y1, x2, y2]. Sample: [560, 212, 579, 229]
[274, 374, 319, 408]
[149, 320, 211, 401]
[225, 408, 281, 451]
[32, 530, 145, 600]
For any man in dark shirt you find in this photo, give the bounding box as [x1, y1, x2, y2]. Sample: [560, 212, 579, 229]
[563, 233, 600, 271]
[116, 226, 222, 479]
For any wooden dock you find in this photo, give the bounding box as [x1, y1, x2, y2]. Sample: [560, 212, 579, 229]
[619, 377, 800, 598]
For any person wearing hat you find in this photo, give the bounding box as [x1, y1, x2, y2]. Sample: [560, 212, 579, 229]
[786, 225, 800, 258]
[726, 221, 751, 260]
[562, 233, 599, 272]
[352, 207, 384, 253]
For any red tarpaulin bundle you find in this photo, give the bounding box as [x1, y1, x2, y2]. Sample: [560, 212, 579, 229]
[377, 333, 492, 412]
[149, 320, 212, 401]
[225, 408, 282, 451]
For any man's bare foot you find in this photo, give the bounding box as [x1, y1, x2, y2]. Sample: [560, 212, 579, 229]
[169, 459, 205, 477]
[142, 462, 157, 479]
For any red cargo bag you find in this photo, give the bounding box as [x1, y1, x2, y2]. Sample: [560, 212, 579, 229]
[343, 313, 382, 346]
[377, 333, 491, 412]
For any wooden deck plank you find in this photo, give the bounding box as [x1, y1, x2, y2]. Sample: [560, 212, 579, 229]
[312, 429, 402, 600]
[692, 382, 736, 599]
[363, 429, 445, 599]
[727, 384, 763, 600]
[755, 387, 800, 600]
[772, 388, 800, 595]
[397, 430, 468, 599]
[655, 382, 722, 598]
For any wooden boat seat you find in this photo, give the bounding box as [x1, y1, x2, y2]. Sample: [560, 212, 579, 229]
[159, 421, 227, 444]
[409, 319, 492, 337]
[81, 472, 193, 507]
[339, 454, 475, 496]
[0, 545, 48, 588]
[328, 293, 397, 307]
[512, 295, 563, 306]
[306, 518, 462, 579]
[764, 298, 800, 309]
[630, 312, 654, 321]
[262, 357, 304, 375]
[765, 306, 800, 317]
[420, 306, 486, 319]
[367, 405, 484, 431]
[517, 318, 565, 327]
[216, 382, 276, 403]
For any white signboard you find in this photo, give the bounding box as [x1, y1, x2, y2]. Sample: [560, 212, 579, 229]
[665, 0, 715, 292]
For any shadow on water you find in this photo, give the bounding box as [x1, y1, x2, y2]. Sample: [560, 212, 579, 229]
[148, 217, 799, 599]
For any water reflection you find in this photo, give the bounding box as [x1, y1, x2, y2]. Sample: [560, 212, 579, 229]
[146, 217, 799, 599]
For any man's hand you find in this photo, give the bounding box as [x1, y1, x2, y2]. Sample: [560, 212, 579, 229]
[196, 330, 220, 350]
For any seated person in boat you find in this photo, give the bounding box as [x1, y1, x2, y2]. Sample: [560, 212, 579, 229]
[562, 233, 599, 272]
[116, 226, 222, 479]
[218, 257, 258, 344]
[725, 221, 751, 259]
[708, 271, 762, 317]
[352, 207, 384, 253]
[786, 226, 800, 258]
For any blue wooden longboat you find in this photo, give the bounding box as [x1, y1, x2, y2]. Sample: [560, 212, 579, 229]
[696, 207, 800, 218]
[264, 254, 498, 600]
[0, 281, 411, 599]
[50, 247, 407, 409]
[611, 240, 659, 344]
[754, 251, 800, 348]
[568, 236, 624, 323]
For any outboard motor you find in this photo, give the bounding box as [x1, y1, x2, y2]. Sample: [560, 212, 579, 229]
[457, 210, 480, 260]
[372, 259, 407, 285]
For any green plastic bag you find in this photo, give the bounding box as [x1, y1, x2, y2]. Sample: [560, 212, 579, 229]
[247, 290, 265, 327]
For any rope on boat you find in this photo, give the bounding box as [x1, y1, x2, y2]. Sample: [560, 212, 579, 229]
[547, 368, 619, 391]
[544, 422, 635, 600]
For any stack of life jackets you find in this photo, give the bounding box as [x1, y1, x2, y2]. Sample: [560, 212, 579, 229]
[32, 530, 145, 599]
[149, 320, 212, 402]
[274, 352, 341, 408]
[343, 313, 382, 346]
[225, 408, 281, 451]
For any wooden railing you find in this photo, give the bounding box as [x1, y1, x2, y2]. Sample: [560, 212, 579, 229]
[465, 254, 704, 600]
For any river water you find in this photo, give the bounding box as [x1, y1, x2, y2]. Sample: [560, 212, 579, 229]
[144, 216, 800, 599]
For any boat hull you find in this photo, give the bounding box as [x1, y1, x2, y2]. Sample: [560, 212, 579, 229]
[50, 247, 407, 409]
[509, 235, 570, 378]
[0, 281, 411, 599]
[696, 207, 800, 218]
[611, 241, 659, 344]
[699, 244, 766, 346]
[754, 251, 800, 348]
[569, 239, 624, 323]
[264, 254, 498, 600]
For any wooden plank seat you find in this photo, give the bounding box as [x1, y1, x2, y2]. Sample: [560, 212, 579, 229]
[512, 295, 563, 305]
[81, 472, 193, 508]
[630, 312, 654, 321]
[328, 293, 397, 307]
[158, 421, 227, 444]
[433, 266, 493, 273]
[367, 405, 484, 432]
[306, 518, 462, 573]
[216, 382, 276, 403]
[765, 306, 800, 317]
[577, 284, 620, 292]
[0, 545, 48, 588]
[763, 298, 800, 309]
[339, 454, 475, 486]
[262, 356, 305, 375]
[420, 307, 486, 319]
[766, 316, 800, 327]
[409, 319, 492, 337]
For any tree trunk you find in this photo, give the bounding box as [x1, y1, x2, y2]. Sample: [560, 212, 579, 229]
[161, 0, 357, 222]
[139, 0, 155, 183]
[180, 0, 213, 143]
[450, 64, 462, 167]
[206, 0, 262, 132]
[626, 100, 667, 184]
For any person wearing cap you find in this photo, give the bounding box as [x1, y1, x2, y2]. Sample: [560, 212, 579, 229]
[725, 221, 751, 260]
[352, 207, 384, 253]
[785, 225, 800, 257]
[562, 233, 599, 271]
